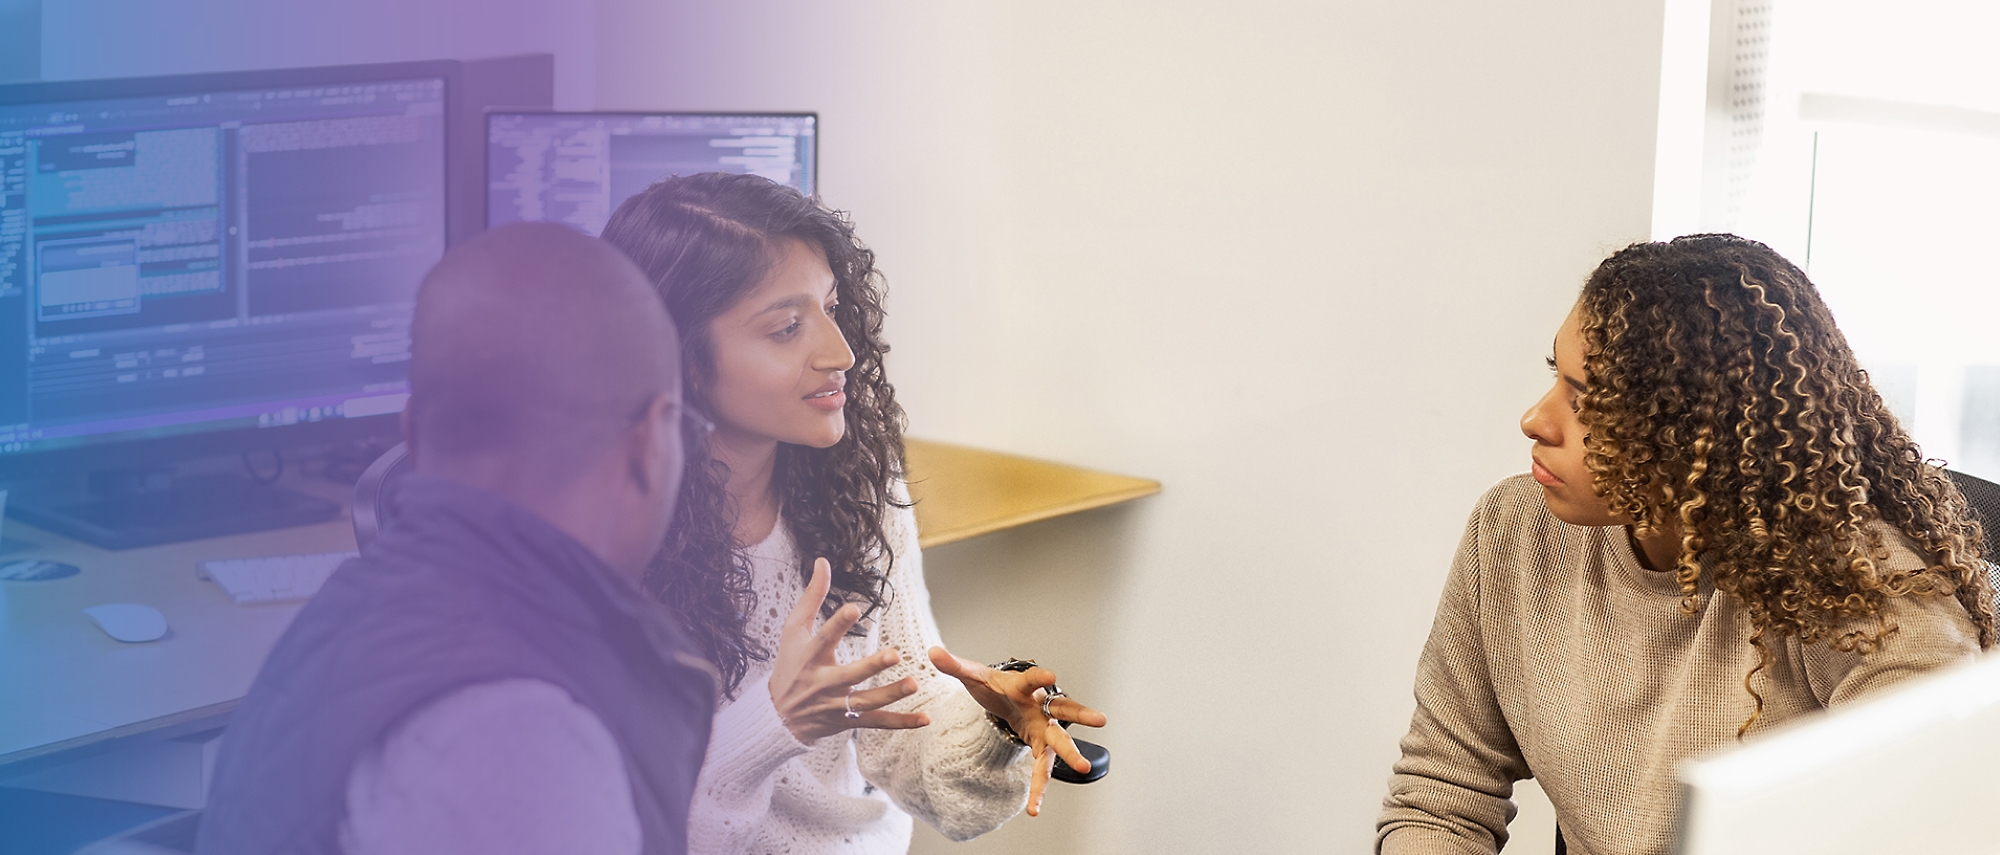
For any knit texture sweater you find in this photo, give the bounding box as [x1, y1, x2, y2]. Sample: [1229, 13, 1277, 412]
[687, 492, 1033, 855]
[1378, 474, 1981, 855]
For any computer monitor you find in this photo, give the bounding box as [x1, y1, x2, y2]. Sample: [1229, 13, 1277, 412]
[0, 58, 550, 549]
[486, 111, 817, 236]
[1674, 653, 2000, 854]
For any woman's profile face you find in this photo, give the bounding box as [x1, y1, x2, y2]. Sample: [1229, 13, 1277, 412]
[703, 238, 855, 449]
[1521, 305, 1624, 527]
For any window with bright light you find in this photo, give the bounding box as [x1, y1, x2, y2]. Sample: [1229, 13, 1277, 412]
[1725, 0, 2000, 482]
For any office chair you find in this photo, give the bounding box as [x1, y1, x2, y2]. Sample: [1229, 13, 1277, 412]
[1944, 468, 2000, 596]
[351, 441, 412, 551]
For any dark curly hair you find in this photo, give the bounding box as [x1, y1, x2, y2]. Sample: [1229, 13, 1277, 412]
[601, 173, 907, 698]
[1574, 233, 1994, 734]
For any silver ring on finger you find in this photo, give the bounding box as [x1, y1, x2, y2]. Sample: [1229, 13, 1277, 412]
[1041, 687, 1065, 720]
[844, 689, 861, 720]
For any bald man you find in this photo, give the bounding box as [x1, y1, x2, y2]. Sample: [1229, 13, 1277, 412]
[198, 223, 715, 855]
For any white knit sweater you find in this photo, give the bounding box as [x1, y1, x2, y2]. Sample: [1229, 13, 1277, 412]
[686, 493, 1034, 855]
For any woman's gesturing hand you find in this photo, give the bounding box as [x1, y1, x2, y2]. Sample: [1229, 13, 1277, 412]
[927, 646, 1109, 817]
[768, 558, 930, 743]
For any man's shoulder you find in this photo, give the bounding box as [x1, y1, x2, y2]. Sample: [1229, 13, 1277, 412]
[246, 547, 583, 726]
[283, 551, 526, 658]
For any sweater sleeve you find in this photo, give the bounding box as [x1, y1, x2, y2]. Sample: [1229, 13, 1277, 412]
[684, 678, 815, 855]
[850, 490, 1034, 842]
[1377, 493, 1529, 855]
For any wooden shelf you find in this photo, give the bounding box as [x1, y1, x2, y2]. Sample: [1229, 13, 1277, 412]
[904, 439, 1161, 549]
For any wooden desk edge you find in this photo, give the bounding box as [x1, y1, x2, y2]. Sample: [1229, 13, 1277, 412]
[0, 700, 237, 773]
[916, 480, 1161, 549]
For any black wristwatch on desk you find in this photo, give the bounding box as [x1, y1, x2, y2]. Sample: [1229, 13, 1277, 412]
[987, 659, 1110, 784]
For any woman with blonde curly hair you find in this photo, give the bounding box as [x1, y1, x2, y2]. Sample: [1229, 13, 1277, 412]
[1377, 234, 1992, 855]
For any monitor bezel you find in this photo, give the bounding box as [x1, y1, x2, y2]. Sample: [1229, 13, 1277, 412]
[0, 59, 463, 481]
[482, 108, 822, 230]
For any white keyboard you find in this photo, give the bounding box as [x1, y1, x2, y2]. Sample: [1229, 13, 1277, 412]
[200, 551, 358, 604]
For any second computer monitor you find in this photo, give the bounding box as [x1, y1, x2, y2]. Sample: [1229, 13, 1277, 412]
[486, 111, 817, 237]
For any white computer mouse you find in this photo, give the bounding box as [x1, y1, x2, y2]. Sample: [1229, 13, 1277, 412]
[83, 603, 169, 643]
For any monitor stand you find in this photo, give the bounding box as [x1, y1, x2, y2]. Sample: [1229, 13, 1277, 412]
[10, 472, 341, 550]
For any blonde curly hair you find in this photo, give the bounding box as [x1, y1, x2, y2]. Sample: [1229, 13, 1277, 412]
[1575, 234, 1994, 734]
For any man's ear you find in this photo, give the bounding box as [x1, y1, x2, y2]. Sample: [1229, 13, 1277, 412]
[628, 392, 681, 497]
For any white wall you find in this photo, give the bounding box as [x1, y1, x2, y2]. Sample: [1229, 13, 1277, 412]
[43, 1, 1671, 849]
[598, 2, 1664, 852]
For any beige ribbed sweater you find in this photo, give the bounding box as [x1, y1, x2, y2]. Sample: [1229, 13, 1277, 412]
[1378, 474, 1981, 855]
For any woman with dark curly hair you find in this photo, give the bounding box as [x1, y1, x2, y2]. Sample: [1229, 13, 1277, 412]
[1377, 234, 1991, 855]
[600, 172, 1104, 855]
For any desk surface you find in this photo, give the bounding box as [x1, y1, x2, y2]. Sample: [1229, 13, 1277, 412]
[904, 439, 1160, 548]
[0, 442, 1157, 767]
[0, 475, 356, 767]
